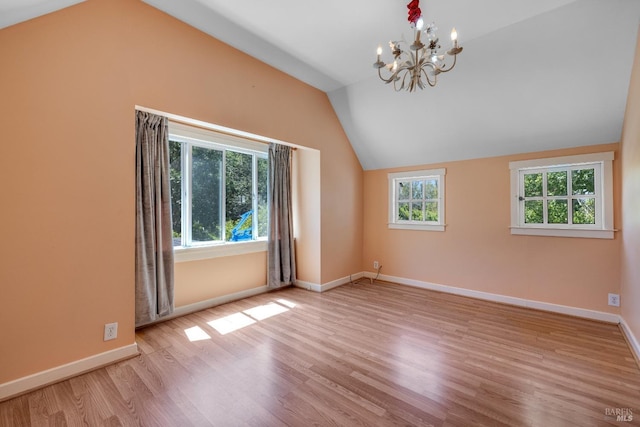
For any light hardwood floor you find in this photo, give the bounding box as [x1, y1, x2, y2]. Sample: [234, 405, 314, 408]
[2, 281, 640, 426]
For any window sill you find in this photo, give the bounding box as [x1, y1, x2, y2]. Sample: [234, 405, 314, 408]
[174, 240, 267, 263]
[510, 227, 615, 239]
[389, 223, 446, 232]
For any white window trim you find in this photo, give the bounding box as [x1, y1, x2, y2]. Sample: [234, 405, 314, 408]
[174, 239, 267, 263]
[388, 168, 446, 232]
[509, 152, 615, 239]
[169, 122, 268, 154]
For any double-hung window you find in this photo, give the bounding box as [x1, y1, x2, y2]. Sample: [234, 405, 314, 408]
[509, 152, 614, 239]
[388, 168, 446, 231]
[169, 122, 268, 260]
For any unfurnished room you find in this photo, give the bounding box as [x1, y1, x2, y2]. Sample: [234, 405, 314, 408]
[1, 0, 640, 425]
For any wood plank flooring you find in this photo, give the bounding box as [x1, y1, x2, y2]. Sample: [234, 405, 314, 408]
[2, 281, 640, 426]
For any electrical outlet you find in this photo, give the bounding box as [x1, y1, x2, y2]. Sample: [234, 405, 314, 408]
[608, 293, 620, 307]
[373, 261, 379, 269]
[104, 322, 118, 341]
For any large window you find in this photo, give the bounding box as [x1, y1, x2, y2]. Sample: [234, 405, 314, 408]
[388, 168, 445, 231]
[509, 152, 614, 239]
[169, 122, 268, 257]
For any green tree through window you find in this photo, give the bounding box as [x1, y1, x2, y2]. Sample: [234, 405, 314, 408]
[169, 137, 268, 247]
[510, 152, 614, 239]
[520, 167, 596, 227]
[390, 169, 444, 230]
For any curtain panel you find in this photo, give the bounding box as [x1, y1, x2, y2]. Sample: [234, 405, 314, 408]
[268, 143, 296, 289]
[135, 110, 175, 326]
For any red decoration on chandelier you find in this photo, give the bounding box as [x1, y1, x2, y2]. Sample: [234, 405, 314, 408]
[407, 0, 421, 25]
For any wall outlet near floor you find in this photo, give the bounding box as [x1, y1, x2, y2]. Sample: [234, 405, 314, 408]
[104, 322, 118, 341]
[608, 293, 620, 307]
[373, 261, 379, 270]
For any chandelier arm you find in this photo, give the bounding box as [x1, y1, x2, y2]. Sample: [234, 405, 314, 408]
[377, 67, 398, 84]
[398, 69, 408, 91]
[405, 69, 415, 91]
[437, 53, 458, 73]
[393, 70, 404, 91]
[420, 67, 437, 87]
[412, 49, 421, 91]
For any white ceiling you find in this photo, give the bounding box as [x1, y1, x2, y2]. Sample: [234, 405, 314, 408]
[2, 0, 639, 170]
[0, 0, 85, 29]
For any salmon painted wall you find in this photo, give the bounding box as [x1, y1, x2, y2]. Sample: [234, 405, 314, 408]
[620, 28, 640, 341]
[174, 253, 268, 307]
[292, 148, 322, 285]
[0, 0, 363, 384]
[363, 143, 621, 313]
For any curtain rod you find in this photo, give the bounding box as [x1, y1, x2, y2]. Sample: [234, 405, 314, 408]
[135, 105, 297, 150]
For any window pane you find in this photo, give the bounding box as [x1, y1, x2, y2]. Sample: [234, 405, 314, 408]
[524, 173, 543, 197]
[398, 181, 410, 200]
[411, 202, 423, 221]
[257, 157, 268, 238]
[192, 146, 223, 242]
[572, 168, 595, 195]
[425, 202, 438, 222]
[548, 199, 568, 224]
[547, 171, 567, 196]
[412, 181, 423, 200]
[398, 202, 409, 220]
[425, 179, 438, 199]
[169, 140, 182, 246]
[524, 200, 543, 223]
[226, 151, 253, 241]
[573, 198, 596, 224]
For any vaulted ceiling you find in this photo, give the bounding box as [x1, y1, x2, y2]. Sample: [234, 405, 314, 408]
[2, 0, 639, 170]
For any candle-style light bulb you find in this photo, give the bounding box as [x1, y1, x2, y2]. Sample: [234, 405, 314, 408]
[451, 28, 457, 41]
[374, 45, 382, 67]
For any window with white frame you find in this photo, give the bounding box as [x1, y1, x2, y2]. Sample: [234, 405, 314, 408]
[509, 152, 614, 239]
[169, 122, 269, 259]
[388, 168, 445, 231]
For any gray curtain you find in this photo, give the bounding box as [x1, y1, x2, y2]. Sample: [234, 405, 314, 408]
[135, 110, 174, 326]
[268, 143, 296, 289]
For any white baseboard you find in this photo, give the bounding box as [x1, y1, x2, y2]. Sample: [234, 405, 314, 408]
[0, 343, 138, 402]
[296, 272, 365, 293]
[3, 276, 633, 403]
[619, 317, 640, 366]
[294, 280, 320, 292]
[365, 272, 620, 324]
[170, 285, 270, 320]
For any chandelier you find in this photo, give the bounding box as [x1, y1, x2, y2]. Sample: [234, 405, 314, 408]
[373, 0, 463, 92]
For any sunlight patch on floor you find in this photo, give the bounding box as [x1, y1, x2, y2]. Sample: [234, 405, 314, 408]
[184, 326, 211, 342]
[208, 312, 257, 335]
[243, 302, 289, 321]
[200, 299, 298, 335]
[276, 299, 296, 308]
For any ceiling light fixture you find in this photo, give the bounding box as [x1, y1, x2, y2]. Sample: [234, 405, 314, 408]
[373, 0, 463, 92]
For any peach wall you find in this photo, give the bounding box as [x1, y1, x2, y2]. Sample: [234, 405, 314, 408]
[363, 143, 621, 313]
[0, 0, 136, 383]
[0, 0, 362, 385]
[174, 253, 267, 307]
[620, 28, 640, 341]
[292, 148, 322, 284]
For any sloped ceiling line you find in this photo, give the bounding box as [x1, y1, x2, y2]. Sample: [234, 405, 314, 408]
[2, 0, 639, 170]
